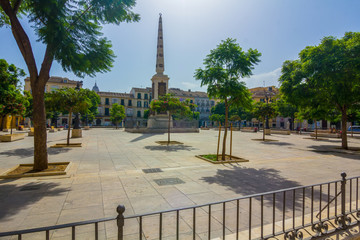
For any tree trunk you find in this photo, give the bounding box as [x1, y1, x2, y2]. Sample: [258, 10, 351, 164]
[67, 111, 72, 145]
[10, 116, 13, 135]
[168, 112, 171, 144]
[341, 108, 348, 149]
[315, 119, 317, 140]
[32, 86, 48, 171]
[0, 115, 4, 131]
[263, 119, 265, 141]
[222, 100, 228, 160]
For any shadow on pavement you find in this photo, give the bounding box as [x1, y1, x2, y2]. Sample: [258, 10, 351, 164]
[201, 166, 331, 212]
[0, 147, 71, 158]
[0, 181, 68, 220]
[144, 145, 198, 152]
[307, 145, 360, 161]
[130, 133, 164, 143]
[260, 141, 294, 146]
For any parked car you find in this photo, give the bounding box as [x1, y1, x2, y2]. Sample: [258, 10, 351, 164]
[348, 125, 360, 132]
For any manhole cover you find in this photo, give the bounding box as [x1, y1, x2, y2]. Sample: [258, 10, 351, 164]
[142, 168, 163, 173]
[154, 178, 185, 186]
[20, 186, 41, 191]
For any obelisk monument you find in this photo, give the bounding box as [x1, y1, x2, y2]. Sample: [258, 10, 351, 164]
[147, 13, 171, 131]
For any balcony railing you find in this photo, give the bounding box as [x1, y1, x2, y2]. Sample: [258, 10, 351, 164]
[0, 173, 359, 239]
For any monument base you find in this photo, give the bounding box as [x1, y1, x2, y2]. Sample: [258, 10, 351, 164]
[147, 114, 172, 129]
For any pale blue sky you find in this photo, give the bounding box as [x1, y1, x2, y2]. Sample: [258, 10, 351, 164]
[1, 0, 360, 92]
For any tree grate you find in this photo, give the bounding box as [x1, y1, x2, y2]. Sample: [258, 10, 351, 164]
[142, 168, 163, 173]
[154, 178, 185, 186]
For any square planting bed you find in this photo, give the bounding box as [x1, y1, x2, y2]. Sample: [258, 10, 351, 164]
[155, 141, 183, 145]
[196, 154, 249, 164]
[0, 162, 71, 179]
[0, 133, 25, 142]
[50, 143, 82, 148]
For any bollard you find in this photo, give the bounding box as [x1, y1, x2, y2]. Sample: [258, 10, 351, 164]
[340, 172, 347, 229]
[117, 205, 126, 240]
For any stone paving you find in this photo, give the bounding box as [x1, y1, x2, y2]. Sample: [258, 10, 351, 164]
[1, 129, 360, 239]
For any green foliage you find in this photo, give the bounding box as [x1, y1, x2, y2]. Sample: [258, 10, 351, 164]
[252, 102, 277, 121]
[46, 88, 91, 114]
[150, 94, 190, 115]
[1, 0, 140, 77]
[110, 103, 125, 127]
[80, 89, 100, 125]
[23, 90, 33, 119]
[279, 32, 360, 148]
[143, 109, 150, 119]
[275, 98, 297, 119]
[209, 114, 225, 124]
[0, 59, 26, 128]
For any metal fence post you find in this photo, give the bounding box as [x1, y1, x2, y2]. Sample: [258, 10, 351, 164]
[340, 172, 347, 229]
[117, 205, 126, 240]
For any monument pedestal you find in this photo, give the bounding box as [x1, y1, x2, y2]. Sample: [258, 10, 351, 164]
[147, 114, 172, 133]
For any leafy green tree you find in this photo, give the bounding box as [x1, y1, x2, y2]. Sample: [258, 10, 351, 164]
[150, 94, 191, 144]
[144, 109, 150, 119]
[279, 32, 360, 149]
[252, 102, 277, 140]
[0, 0, 139, 170]
[195, 38, 260, 160]
[229, 115, 241, 129]
[80, 89, 100, 126]
[23, 90, 33, 127]
[110, 103, 125, 129]
[46, 88, 91, 145]
[0, 59, 25, 131]
[275, 98, 298, 130]
[209, 114, 225, 126]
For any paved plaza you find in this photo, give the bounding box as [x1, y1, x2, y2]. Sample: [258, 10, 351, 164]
[1, 129, 360, 239]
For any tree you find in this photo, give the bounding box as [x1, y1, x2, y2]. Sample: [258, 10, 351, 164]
[110, 103, 125, 129]
[46, 88, 91, 145]
[229, 115, 241, 129]
[23, 90, 33, 127]
[150, 94, 191, 144]
[276, 98, 298, 130]
[143, 109, 150, 119]
[0, 59, 25, 130]
[0, 0, 139, 170]
[80, 89, 100, 126]
[252, 102, 277, 141]
[195, 38, 261, 160]
[209, 114, 225, 126]
[279, 32, 360, 149]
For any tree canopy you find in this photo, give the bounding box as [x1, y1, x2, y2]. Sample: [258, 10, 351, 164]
[279, 32, 360, 149]
[110, 103, 125, 129]
[0, 0, 139, 170]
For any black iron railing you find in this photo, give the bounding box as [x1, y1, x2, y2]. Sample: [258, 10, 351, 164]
[1, 173, 359, 239]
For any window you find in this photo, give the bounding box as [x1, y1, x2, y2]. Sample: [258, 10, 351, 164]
[105, 108, 109, 116]
[144, 94, 148, 99]
[121, 99, 124, 106]
[105, 98, 109, 105]
[211, 101, 215, 106]
[128, 100, 132, 106]
[137, 111, 141, 118]
[260, 99, 265, 102]
[98, 107, 103, 115]
[190, 100, 193, 104]
[50, 85, 59, 92]
[144, 101, 148, 108]
[112, 98, 118, 104]
[137, 101, 142, 107]
[137, 93, 141, 99]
